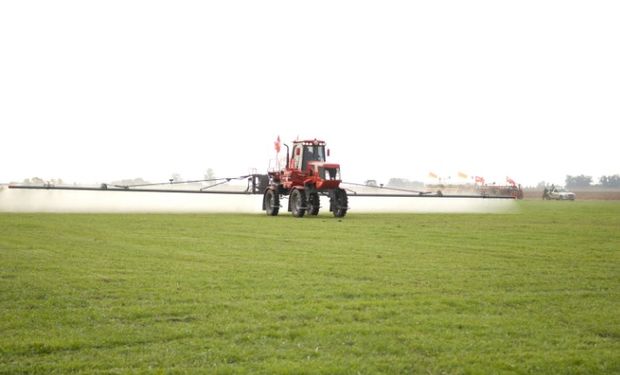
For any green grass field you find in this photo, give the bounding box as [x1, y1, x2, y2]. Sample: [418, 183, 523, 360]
[1, 201, 619, 374]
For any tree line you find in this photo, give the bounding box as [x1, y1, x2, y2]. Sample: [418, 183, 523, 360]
[565, 174, 620, 188]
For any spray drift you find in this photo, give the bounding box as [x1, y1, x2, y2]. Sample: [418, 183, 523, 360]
[0, 186, 514, 214]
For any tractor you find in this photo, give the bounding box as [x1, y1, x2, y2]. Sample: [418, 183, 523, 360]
[262, 139, 348, 218]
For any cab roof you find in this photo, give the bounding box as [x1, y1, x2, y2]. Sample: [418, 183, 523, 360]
[293, 139, 325, 145]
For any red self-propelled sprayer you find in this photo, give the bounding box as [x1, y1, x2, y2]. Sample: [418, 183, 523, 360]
[263, 139, 348, 218]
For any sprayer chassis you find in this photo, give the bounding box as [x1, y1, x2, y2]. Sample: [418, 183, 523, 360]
[260, 139, 348, 218]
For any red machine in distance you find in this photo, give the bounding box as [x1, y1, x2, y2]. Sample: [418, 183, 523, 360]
[263, 139, 348, 218]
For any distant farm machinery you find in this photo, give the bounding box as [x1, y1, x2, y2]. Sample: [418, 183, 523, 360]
[8, 138, 516, 218]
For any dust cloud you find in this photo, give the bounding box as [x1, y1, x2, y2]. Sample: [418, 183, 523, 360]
[0, 187, 262, 213]
[0, 186, 515, 214]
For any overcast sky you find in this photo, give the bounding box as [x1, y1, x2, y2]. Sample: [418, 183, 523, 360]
[1, 1, 618, 187]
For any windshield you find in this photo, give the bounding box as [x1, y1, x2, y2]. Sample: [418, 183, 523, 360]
[319, 166, 341, 181]
[303, 145, 325, 162]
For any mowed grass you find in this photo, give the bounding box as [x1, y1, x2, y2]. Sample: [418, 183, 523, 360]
[1, 201, 619, 374]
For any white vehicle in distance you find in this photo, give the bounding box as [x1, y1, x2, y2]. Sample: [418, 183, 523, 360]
[544, 186, 576, 200]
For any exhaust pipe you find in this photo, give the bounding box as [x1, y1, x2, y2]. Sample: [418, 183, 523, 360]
[283, 143, 290, 170]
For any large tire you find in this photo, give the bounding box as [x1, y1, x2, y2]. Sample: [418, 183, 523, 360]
[264, 189, 279, 216]
[290, 189, 306, 218]
[331, 188, 348, 218]
[308, 192, 320, 216]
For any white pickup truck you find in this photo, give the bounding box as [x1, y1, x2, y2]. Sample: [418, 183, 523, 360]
[544, 187, 576, 200]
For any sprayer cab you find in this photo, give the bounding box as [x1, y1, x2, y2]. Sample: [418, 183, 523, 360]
[286, 139, 325, 171]
[264, 139, 348, 218]
[289, 140, 326, 170]
[283, 139, 341, 189]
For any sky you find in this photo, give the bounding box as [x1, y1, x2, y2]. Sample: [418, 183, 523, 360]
[1, 1, 618, 187]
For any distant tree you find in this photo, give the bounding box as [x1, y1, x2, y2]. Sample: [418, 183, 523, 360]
[204, 168, 216, 181]
[387, 178, 408, 188]
[599, 174, 620, 188]
[23, 177, 45, 185]
[365, 180, 378, 187]
[536, 181, 547, 189]
[565, 175, 592, 188]
[387, 178, 424, 189]
[171, 173, 183, 182]
[111, 177, 149, 186]
[20, 177, 65, 186]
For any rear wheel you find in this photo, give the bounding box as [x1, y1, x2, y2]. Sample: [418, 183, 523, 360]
[290, 189, 306, 218]
[331, 188, 348, 218]
[308, 192, 320, 215]
[264, 189, 279, 216]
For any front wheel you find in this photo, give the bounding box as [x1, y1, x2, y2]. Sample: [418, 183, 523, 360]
[263, 189, 279, 216]
[290, 189, 306, 218]
[308, 192, 320, 216]
[330, 188, 348, 218]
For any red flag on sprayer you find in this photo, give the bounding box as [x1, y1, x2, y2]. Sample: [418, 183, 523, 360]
[274, 136, 281, 153]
